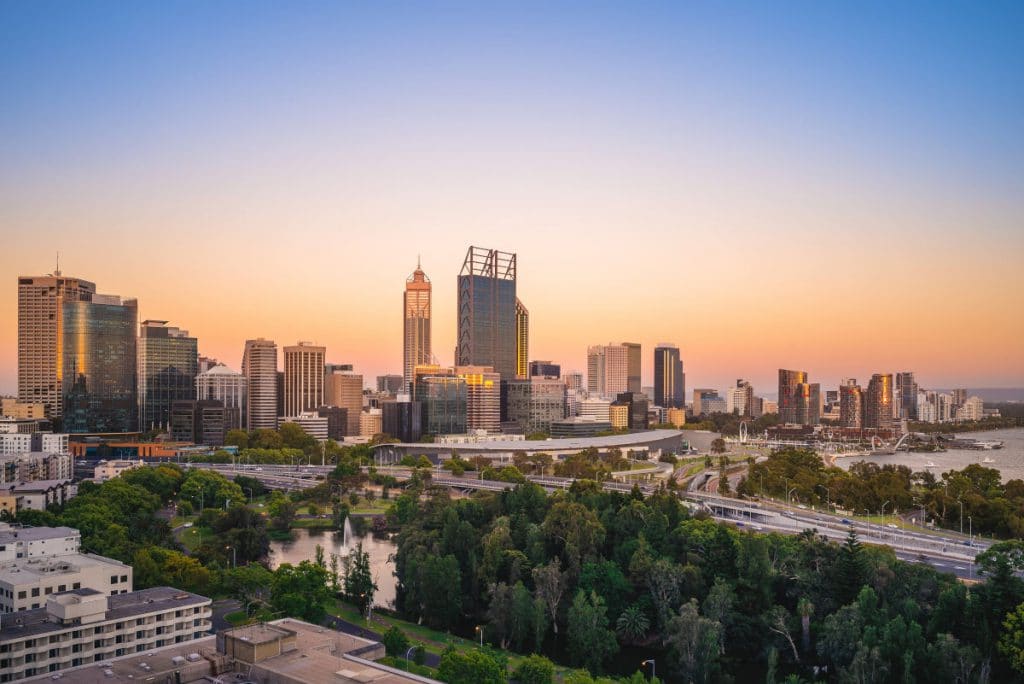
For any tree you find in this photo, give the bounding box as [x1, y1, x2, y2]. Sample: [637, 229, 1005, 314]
[180, 469, 245, 511]
[797, 597, 814, 654]
[513, 654, 555, 684]
[566, 591, 619, 674]
[225, 429, 250, 449]
[615, 604, 651, 644]
[664, 599, 723, 684]
[267, 491, 298, 531]
[382, 626, 410, 657]
[436, 647, 505, 684]
[836, 529, 867, 604]
[765, 606, 800, 664]
[343, 542, 377, 616]
[220, 564, 274, 613]
[271, 561, 332, 622]
[533, 558, 567, 635]
[1000, 602, 1024, 675]
[711, 438, 726, 455]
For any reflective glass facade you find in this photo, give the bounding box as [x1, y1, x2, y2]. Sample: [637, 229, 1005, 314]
[415, 375, 467, 435]
[653, 345, 684, 409]
[138, 321, 198, 432]
[61, 298, 138, 433]
[457, 247, 517, 383]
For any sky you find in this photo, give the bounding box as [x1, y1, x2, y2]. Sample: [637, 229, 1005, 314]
[2, 1, 1023, 396]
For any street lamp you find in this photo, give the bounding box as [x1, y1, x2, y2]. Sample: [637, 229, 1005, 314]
[880, 500, 890, 524]
[958, 499, 964, 536]
[642, 659, 656, 680]
[475, 625, 484, 647]
[225, 545, 236, 569]
[968, 516, 972, 545]
[405, 645, 417, 671]
[787, 487, 797, 505]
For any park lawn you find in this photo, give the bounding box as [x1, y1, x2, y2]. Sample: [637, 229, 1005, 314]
[350, 499, 392, 515]
[178, 525, 213, 552]
[290, 518, 335, 529]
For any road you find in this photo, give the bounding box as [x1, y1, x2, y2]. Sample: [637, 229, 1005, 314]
[183, 461, 990, 580]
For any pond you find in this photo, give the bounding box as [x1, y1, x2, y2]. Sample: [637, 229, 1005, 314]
[268, 519, 398, 609]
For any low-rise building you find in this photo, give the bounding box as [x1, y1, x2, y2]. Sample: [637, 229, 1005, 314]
[0, 552, 132, 614]
[0, 453, 72, 485]
[549, 417, 613, 438]
[0, 586, 210, 680]
[284, 412, 329, 441]
[0, 402, 46, 421]
[92, 460, 143, 483]
[0, 480, 76, 515]
[0, 524, 80, 563]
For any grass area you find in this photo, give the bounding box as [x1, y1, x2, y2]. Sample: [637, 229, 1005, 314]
[291, 518, 336, 529]
[177, 525, 213, 552]
[350, 499, 392, 515]
[325, 599, 575, 678]
[379, 656, 436, 677]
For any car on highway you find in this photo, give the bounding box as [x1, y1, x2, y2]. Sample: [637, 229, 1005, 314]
[797, 504, 808, 510]
[887, 524, 898, 529]
[840, 518, 852, 525]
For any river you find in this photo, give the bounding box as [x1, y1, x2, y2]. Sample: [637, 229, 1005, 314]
[268, 522, 398, 609]
[833, 427, 1024, 482]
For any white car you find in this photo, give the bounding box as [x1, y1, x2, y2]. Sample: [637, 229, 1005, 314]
[887, 523, 898, 529]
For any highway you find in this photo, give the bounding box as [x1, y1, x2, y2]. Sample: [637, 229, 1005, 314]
[181, 461, 988, 580]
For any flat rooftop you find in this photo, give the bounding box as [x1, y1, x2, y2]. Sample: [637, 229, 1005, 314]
[0, 524, 79, 544]
[0, 587, 209, 642]
[0, 552, 128, 585]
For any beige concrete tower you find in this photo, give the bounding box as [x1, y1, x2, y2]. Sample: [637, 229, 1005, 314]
[283, 342, 325, 417]
[403, 259, 432, 395]
[242, 338, 278, 430]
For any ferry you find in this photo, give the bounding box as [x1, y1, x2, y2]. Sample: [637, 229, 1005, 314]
[924, 461, 938, 469]
[982, 456, 995, 464]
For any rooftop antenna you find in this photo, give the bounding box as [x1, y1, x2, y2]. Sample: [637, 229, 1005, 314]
[417, 253, 421, 270]
[55, 251, 61, 277]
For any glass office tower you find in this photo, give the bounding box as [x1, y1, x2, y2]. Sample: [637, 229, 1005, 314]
[457, 247, 518, 382]
[138, 320, 198, 432]
[61, 295, 138, 433]
[653, 344, 684, 409]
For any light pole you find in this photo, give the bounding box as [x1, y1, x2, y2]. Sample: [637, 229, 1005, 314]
[405, 646, 417, 671]
[787, 487, 797, 505]
[959, 499, 964, 535]
[642, 659, 656, 680]
[968, 516, 972, 545]
[880, 500, 890, 525]
[475, 625, 483, 647]
[246, 488, 254, 504]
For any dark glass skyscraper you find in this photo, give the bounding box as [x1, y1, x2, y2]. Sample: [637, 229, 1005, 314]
[896, 372, 917, 420]
[653, 344, 684, 408]
[138, 320, 198, 432]
[778, 369, 819, 425]
[61, 295, 138, 433]
[457, 247, 518, 380]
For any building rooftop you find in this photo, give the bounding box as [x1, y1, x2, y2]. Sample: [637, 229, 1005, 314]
[376, 429, 684, 453]
[0, 587, 208, 642]
[0, 552, 129, 587]
[0, 523, 79, 544]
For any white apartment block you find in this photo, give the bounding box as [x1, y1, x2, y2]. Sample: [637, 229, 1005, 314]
[92, 460, 143, 484]
[579, 398, 611, 422]
[0, 453, 72, 486]
[0, 586, 211, 681]
[0, 525, 80, 564]
[0, 552, 132, 614]
[0, 435, 68, 457]
[956, 396, 985, 422]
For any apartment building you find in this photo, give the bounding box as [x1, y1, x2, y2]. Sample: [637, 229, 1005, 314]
[0, 552, 132, 614]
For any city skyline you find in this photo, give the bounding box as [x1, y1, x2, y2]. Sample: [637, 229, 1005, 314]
[3, 4, 1023, 394]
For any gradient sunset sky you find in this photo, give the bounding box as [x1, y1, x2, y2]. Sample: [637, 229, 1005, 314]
[2, 2, 1023, 396]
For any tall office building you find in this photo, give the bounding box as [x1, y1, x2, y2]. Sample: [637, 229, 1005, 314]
[839, 379, 863, 428]
[325, 370, 363, 436]
[377, 375, 404, 395]
[457, 246, 518, 381]
[692, 388, 720, 417]
[507, 377, 566, 434]
[895, 372, 917, 420]
[455, 366, 501, 433]
[414, 368, 467, 436]
[196, 364, 247, 431]
[61, 294, 139, 433]
[515, 298, 529, 379]
[283, 342, 325, 417]
[864, 373, 894, 429]
[529, 361, 561, 378]
[17, 272, 97, 420]
[624, 342, 641, 395]
[587, 344, 631, 399]
[653, 344, 684, 409]
[403, 259, 432, 394]
[241, 338, 278, 430]
[778, 369, 819, 425]
[137, 320, 198, 432]
[727, 379, 754, 417]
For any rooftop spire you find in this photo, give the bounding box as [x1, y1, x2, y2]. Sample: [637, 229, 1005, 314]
[55, 251, 61, 277]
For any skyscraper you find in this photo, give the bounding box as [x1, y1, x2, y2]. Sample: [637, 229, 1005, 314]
[586, 346, 606, 397]
[61, 294, 139, 433]
[507, 377, 566, 434]
[283, 342, 325, 417]
[515, 298, 529, 379]
[456, 246, 518, 382]
[242, 338, 278, 430]
[196, 364, 247, 431]
[403, 260, 432, 394]
[864, 373, 894, 429]
[895, 372, 917, 420]
[455, 365, 501, 433]
[727, 379, 754, 417]
[529, 361, 561, 378]
[839, 379, 863, 428]
[653, 344, 684, 409]
[414, 367, 467, 436]
[325, 370, 363, 436]
[17, 272, 97, 420]
[778, 369, 819, 425]
[587, 344, 631, 399]
[137, 320, 198, 432]
[624, 342, 642, 395]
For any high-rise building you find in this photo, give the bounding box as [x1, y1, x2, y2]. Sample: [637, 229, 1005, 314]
[515, 298, 529, 379]
[403, 259, 432, 394]
[455, 366, 501, 433]
[359, 408, 382, 437]
[895, 372, 917, 420]
[17, 272, 97, 420]
[137, 320, 198, 433]
[196, 364, 247, 431]
[170, 399, 228, 446]
[382, 398, 423, 443]
[241, 338, 278, 430]
[587, 344, 631, 399]
[415, 368, 468, 435]
[727, 379, 754, 417]
[692, 389, 720, 417]
[653, 344, 684, 409]
[324, 370, 363, 436]
[615, 391, 649, 430]
[839, 379, 863, 428]
[457, 246, 518, 388]
[61, 295, 139, 434]
[377, 375, 404, 395]
[283, 342, 325, 417]
[864, 374, 894, 429]
[579, 397, 611, 422]
[778, 369, 820, 425]
[529, 361, 560, 378]
[507, 377, 566, 434]
[624, 343, 641, 395]
[955, 396, 984, 422]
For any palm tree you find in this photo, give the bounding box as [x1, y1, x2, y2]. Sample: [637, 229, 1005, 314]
[615, 604, 650, 644]
[797, 597, 814, 653]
